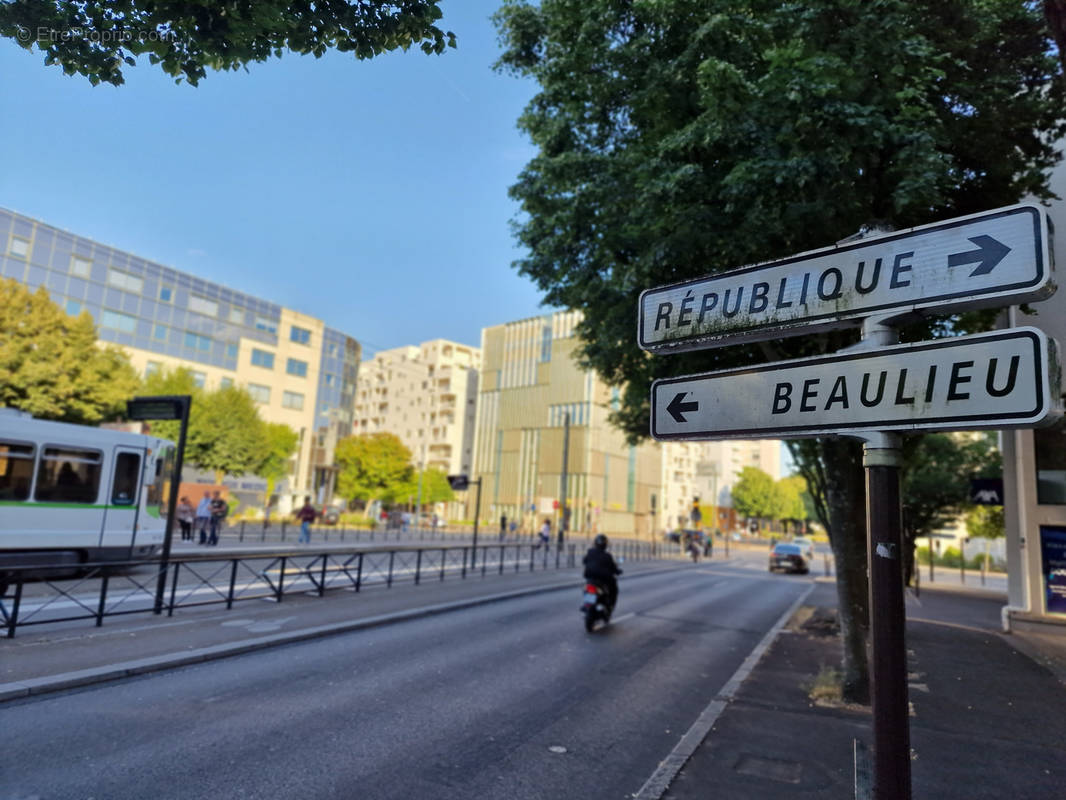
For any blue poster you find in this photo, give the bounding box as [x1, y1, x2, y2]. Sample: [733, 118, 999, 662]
[1039, 526, 1066, 616]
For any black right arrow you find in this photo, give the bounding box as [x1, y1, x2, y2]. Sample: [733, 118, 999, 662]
[947, 235, 1011, 277]
[667, 392, 698, 423]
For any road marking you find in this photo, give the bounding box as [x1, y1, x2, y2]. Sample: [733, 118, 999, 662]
[612, 612, 635, 624]
[632, 582, 815, 800]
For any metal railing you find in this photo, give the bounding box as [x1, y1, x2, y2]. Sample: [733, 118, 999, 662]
[0, 538, 663, 638]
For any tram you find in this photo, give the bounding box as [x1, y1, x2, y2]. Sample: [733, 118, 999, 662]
[0, 407, 176, 571]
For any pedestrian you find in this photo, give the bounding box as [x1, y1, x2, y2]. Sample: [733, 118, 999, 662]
[538, 519, 551, 549]
[208, 490, 229, 546]
[195, 491, 212, 545]
[176, 496, 194, 542]
[295, 496, 316, 544]
[500, 514, 507, 542]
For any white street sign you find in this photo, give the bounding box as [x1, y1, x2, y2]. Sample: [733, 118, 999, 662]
[651, 328, 1060, 440]
[639, 203, 1054, 353]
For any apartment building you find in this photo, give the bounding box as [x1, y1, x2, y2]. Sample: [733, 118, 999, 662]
[660, 440, 784, 534]
[473, 311, 662, 539]
[0, 208, 360, 512]
[354, 339, 480, 477]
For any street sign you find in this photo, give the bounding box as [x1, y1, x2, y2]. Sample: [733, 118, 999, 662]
[970, 478, 1004, 505]
[127, 395, 190, 421]
[639, 203, 1054, 353]
[446, 474, 469, 491]
[651, 327, 1060, 440]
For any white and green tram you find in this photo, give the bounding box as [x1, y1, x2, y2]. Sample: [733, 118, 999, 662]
[0, 408, 176, 571]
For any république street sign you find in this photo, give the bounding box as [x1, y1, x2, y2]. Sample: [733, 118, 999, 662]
[639, 203, 1054, 353]
[651, 327, 1060, 441]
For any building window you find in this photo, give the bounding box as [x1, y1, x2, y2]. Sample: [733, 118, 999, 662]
[248, 384, 271, 404]
[1036, 428, 1066, 504]
[286, 358, 308, 377]
[107, 268, 143, 294]
[188, 295, 219, 317]
[0, 441, 34, 501]
[183, 331, 212, 352]
[225, 343, 238, 359]
[220, 376, 234, 389]
[324, 374, 334, 386]
[190, 371, 206, 388]
[159, 286, 173, 303]
[153, 323, 167, 340]
[251, 348, 275, 369]
[228, 307, 244, 325]
[65, 300, 82, 317]
[144, 361, 162, 378]
[255, 316, 277, 334]
[101, 309, 137, 333]
[290, 326, 311, 345]
[282, 391, 304, 410]
[35, 446, 102, 504]
[70, 255, 92, 277]
[8, 236, 29, 258]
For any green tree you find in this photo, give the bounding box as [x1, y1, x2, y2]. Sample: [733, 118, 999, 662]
[775, 475, 809, 533]
[0, 279, 140, 423]
[0, 0, 456, 86]
[494, 0, 1063, 703]
[257, 422, 300, 501]
[901, 432, 1000, 584]
[731, 467, 778, 522]
[964, 504, 1006, 572]
[335, 433, 413, 505]
[143, 368, 270, 481]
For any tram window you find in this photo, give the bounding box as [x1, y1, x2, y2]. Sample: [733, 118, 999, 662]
[35, 447, 102, 504]
[111, 452, 140, 506]
[0, 441, 35, 501]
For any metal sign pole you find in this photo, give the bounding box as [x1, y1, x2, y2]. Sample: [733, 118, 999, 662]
[864, 433, 911, 800]
[471, 477, 482, 570]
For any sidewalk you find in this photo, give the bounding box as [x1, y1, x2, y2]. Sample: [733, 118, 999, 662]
[663, 579, 1066, 799]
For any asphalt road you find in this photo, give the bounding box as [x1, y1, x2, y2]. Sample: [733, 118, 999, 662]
[1, 558, 813, 800]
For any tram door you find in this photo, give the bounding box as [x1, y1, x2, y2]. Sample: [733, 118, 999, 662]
[100, 447, 143, 551]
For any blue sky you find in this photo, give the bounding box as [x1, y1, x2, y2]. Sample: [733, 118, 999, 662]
[0, 1, 547, 356]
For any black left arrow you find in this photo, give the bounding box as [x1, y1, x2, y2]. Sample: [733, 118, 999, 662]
[667, 392, 698, 423]
[947, 235, 1010, 277]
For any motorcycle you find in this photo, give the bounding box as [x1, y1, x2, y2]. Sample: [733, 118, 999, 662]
[581, 580, 613, 633]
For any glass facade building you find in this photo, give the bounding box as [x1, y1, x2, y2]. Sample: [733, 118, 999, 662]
[1, 207, 361, 510]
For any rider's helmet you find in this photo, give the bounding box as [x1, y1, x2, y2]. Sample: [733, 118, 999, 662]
[594, 534, 609, 550]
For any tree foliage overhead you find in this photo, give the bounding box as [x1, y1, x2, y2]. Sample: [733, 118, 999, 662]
[0, 278, 140, 424]
[495, 0, 1063, 704]
[731, 466, 779, 520]
[495, 0, 1064, 439]
[0, 0, 456, 86]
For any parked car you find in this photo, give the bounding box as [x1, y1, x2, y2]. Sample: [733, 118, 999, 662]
[317, 505, 342, 525]
[769, 542, 809, 574]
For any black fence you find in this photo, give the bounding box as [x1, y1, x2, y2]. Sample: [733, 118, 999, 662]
[191, 520, 563, 546]
[0, 539, 663, 638]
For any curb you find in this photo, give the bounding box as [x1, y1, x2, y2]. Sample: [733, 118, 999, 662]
[0, 564, 687, 703]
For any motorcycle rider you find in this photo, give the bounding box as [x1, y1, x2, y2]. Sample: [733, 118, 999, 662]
[583, 534, 623, 615]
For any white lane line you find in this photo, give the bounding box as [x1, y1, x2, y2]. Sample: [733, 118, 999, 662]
[632, 582, 815, 800]
[612, 612, 635, 624]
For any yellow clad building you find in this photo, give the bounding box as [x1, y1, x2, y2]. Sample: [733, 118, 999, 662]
[472, 311, 662, 539]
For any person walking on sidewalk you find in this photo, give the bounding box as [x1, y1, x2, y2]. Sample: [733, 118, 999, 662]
[208, 491, 229, 546]
[176, 496, 195, 542]
[296, 496, 316, 544]
[195, 491, 212, 545]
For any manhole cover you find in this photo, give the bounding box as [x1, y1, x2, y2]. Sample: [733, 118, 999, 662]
[734, 754, 802, 784]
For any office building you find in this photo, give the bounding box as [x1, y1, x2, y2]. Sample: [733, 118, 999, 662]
[0, 208, 360, 512]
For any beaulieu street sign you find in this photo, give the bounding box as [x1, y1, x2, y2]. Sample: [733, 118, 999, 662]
[639, 203, 1054, 353]
[651, 328, 1060, 440]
